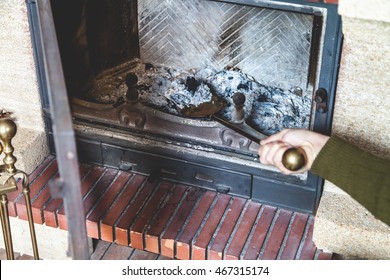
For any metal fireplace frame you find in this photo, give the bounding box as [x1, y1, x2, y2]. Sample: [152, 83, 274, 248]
[26, 0, 342, 259]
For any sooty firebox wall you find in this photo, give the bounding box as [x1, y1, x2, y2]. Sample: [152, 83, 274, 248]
[48, 0, 340, 213]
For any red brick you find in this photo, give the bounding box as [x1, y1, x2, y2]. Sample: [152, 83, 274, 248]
[224, 202, 261, 260]
[100, 174, 146, 242]
[84, 169, 118, 213]
[242, 205, 277, 260]
[324, 0, 338, 4]
[260, 209, 293, 260]
[192, 194, 231, 260]
[57, 165, 105, 230]
[144, 184, 188, 254]
[43, 198, 62, 228]
[279, 212, 309, 260]
[43, 164, 91, 228]
[160, 187, 203, 258]
[298, 216, 317, 260]
[86, 171, 132, 239]
[175, 191, 216, 260]
[130, 181, 174, 250]
[317, 250, 333, 260]
[15, 160, 58, 221]
[30, 173, 59, 224]
[115, 179, 158, 246]
[208, 197, 247, 260]
[7, 156, 55, 217]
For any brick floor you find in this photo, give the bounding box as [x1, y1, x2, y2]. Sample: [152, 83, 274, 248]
[5, 155, 333, 260]
[0, 240, 168, 260]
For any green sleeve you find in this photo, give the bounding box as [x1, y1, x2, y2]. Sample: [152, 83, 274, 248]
[310, 136, 390, 226]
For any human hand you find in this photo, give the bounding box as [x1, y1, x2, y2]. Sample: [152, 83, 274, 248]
[258, 129, 329, 175]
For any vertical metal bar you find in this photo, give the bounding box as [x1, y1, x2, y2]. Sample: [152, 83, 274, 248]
[34, 0, 90, 259]
[20, 173, 40, 260]
[0, 194, 14, 259]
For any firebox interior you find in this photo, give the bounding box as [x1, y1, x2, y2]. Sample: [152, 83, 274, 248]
[31, 0, 342, 213]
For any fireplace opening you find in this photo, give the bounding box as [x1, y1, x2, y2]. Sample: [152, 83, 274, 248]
[29, 0, 342, 213]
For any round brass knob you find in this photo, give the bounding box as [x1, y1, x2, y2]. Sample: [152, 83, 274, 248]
[282, 147, 306, 171]
[0, 118, 17, 141]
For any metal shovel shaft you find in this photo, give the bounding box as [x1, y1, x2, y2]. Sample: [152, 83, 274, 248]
[210, 114, 268, 143]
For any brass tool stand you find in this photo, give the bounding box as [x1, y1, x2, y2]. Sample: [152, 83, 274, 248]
[0, 118, 39, 260]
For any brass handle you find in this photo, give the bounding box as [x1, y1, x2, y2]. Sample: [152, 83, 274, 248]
[282, 147, 307, 171]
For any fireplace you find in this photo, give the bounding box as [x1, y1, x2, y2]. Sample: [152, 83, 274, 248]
[27, 0, 342, 215]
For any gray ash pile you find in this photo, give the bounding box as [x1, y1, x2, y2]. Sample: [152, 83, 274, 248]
[86, 61, 311, 135]
[135, 63, 310, 135]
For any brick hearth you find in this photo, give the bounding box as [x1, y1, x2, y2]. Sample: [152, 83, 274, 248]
[6, 155, 333, 260]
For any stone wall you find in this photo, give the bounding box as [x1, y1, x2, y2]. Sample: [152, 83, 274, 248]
[0, 0, 49, 174]
[313, 0, 390, 259]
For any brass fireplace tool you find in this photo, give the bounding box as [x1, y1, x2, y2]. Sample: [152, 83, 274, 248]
[0, 117, 39, 260]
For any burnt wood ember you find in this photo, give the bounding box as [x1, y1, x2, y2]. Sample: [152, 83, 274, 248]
[86, 61, 310, 135]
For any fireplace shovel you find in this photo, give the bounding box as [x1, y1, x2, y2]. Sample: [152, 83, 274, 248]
[180, 92, 307, 172]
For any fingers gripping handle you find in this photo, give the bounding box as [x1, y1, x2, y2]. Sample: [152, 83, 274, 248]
[282, 147, 307, 171]
[209, 114, 307, 171]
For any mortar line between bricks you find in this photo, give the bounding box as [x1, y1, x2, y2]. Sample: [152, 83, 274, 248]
[313, 248, 321, 260]
[157, 184, 191, 254]
[11, 179, 34, 207]
[127, 247, 136, 260]
[141, 183, 175, 250]
[8, 157, 55, 217]
[295, 215, 314, 259]
[22, 157, 56, 199]
[44, 165, 92, 222]
[276, 212, 296, 260]
[21, 161, 58, 206]
[240, 203, 264, 259]
[31, 170, 59, 203]
[222, 199, 251, 259]
[98, 173, 136, 232]
[100, 242, 115, 260]
[189, 193, 219, 259]
[291, 214, 309, 259]
[113, 179, 154, 244]
[93, 172, 135, 239]
[82, 168, 108, 200]
[86, 169, 121, 218]
[173, 189, 206, 258]
[257, 208, 280, 260]
[206, 196, 235, 259]
[111, 175, 151, 243]
[127, 180, 162, 245]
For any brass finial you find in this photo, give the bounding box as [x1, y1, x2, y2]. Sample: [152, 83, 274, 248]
[0, 117, 39, 260]
[0, 118, 17, 174]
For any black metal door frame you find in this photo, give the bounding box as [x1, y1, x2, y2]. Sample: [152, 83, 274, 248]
[26, 0, 90, 260]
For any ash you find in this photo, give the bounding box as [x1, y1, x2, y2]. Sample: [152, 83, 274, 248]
[136, 65, 215, 116]
[89, 61, 311, 135]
